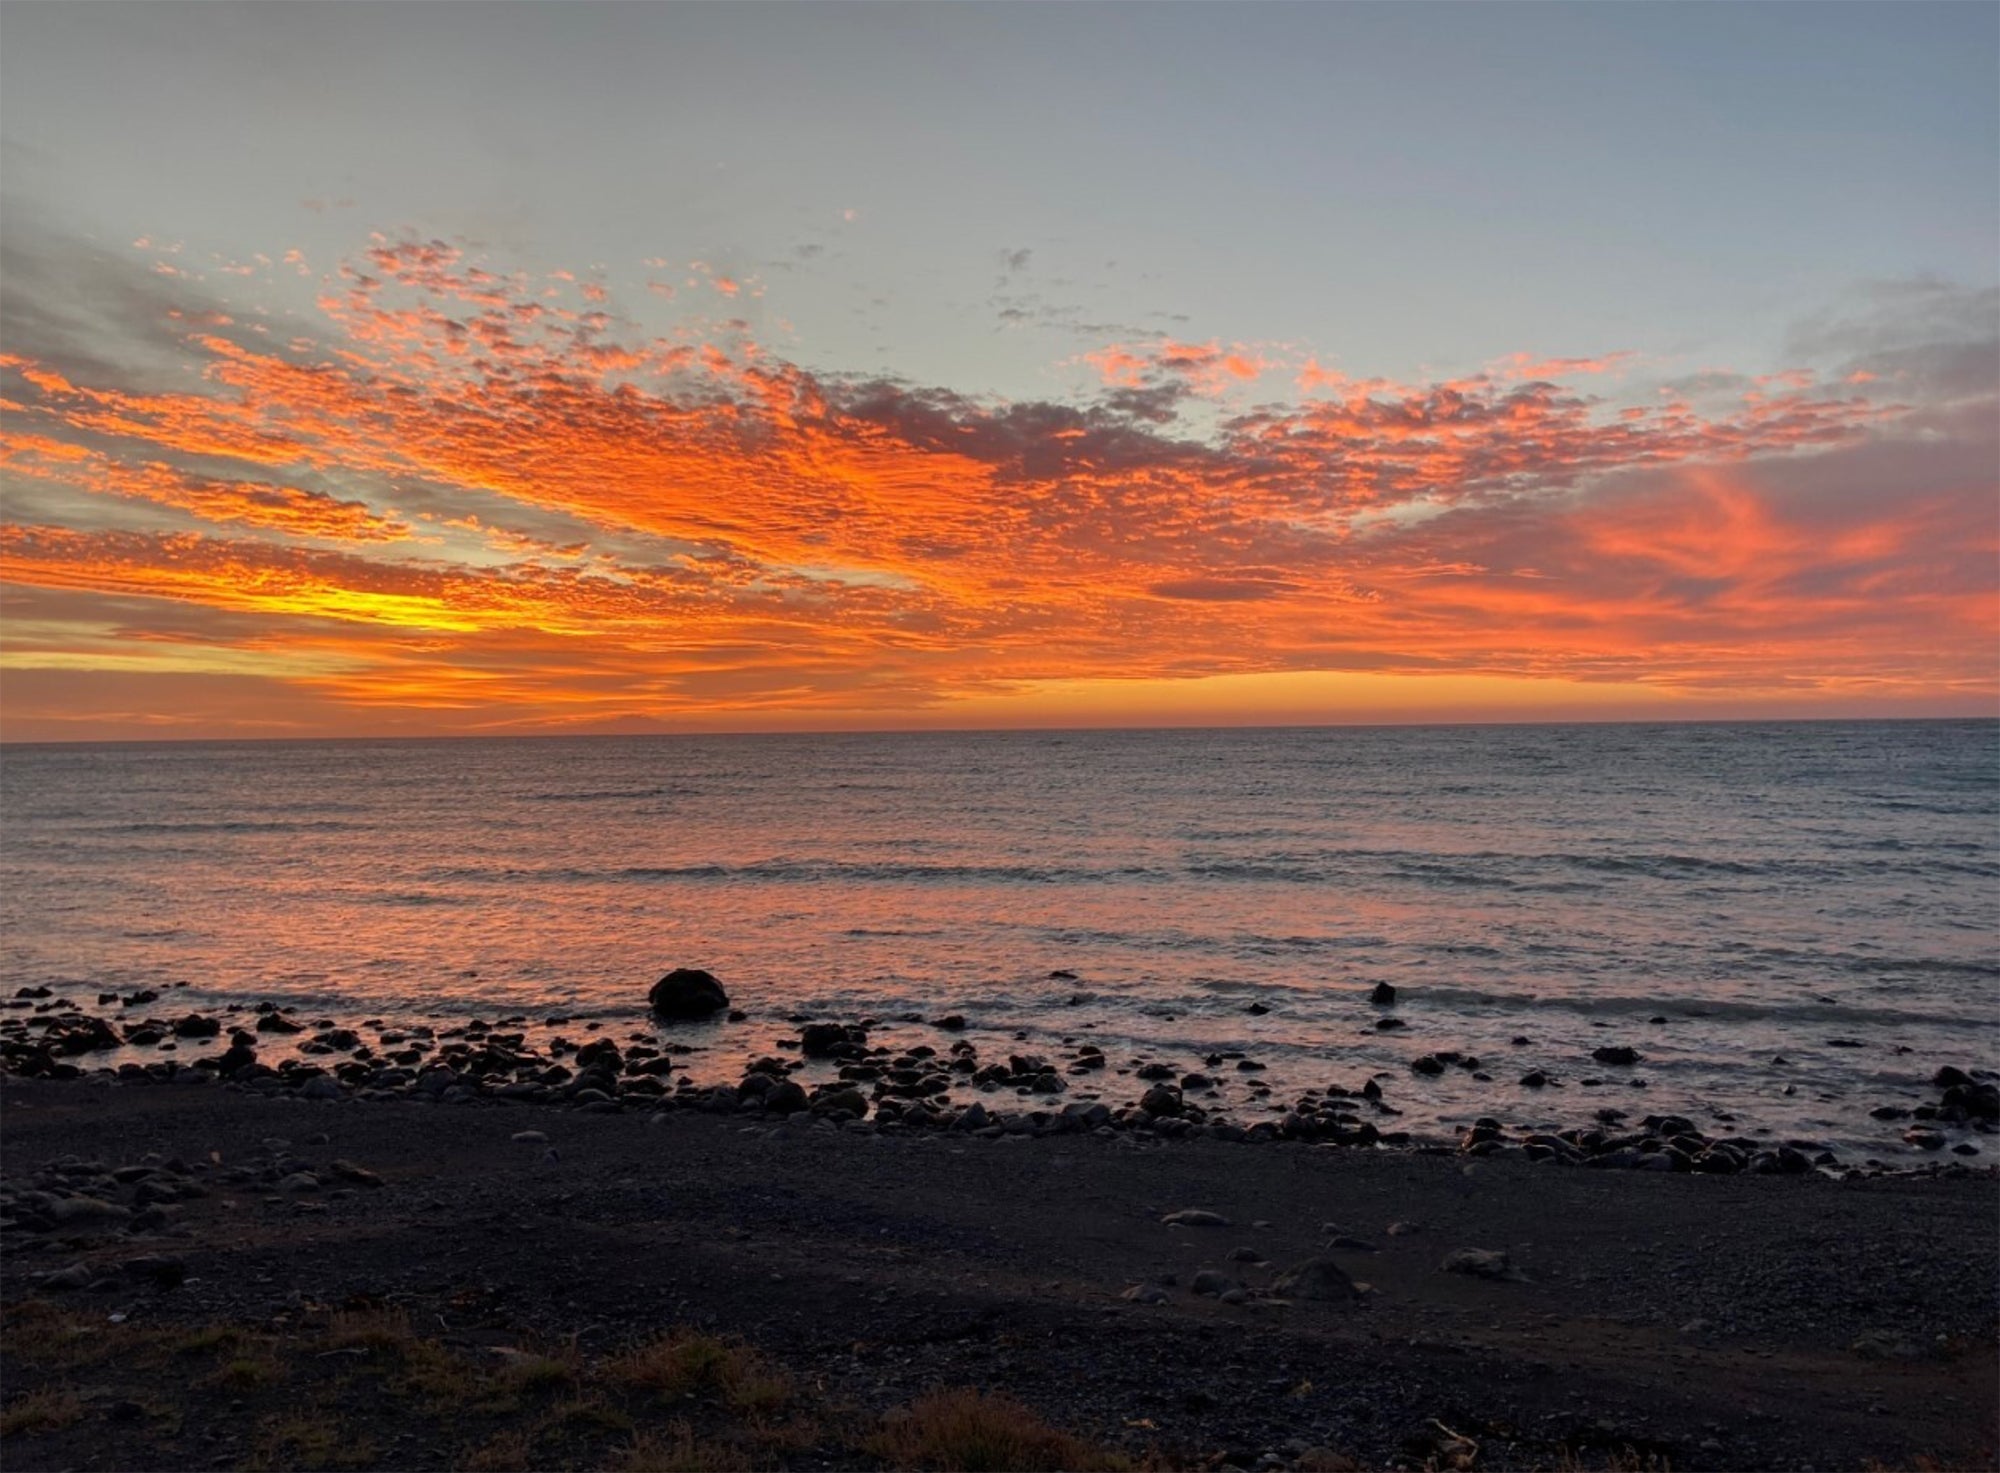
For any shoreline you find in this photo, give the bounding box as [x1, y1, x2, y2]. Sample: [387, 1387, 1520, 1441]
[2, 1075, 1996, 1471]
[4, 987, 1995, 1182]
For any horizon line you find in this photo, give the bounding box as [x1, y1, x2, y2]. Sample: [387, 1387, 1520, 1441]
[4, 711, 1995, 749]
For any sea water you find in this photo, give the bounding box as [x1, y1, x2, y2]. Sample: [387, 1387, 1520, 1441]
[3, 721, 1995, 1156]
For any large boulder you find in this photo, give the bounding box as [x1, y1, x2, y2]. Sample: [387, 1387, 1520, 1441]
[648, 968, 729, 1020]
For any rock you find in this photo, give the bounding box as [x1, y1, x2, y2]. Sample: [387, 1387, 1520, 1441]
[813, 1086, 869, 1117]
[1244, 1002, 1271, 1016]
[1191, 1269, 1241, 1297]
[1441, 1248, 1513, 1280]
[511, 1130, 549, 1144]
[1141, 1085, 1184, 1117]
[1386, 1220, 1423, 1237]
[1162, 1209, 1230, 1228]
[1370, 982, 1396, 1005]
[122, 1255, 187, 1288]
[799, 1022, 853, 1057]
[255, 1012, 305, 1034]
[49, 1197, 131, 1226]
[764, 1079, 808, 1114]
[1121, 1282, 1170, 1305]
[329, 1160, 384, 1188]
[1519, 1069, 1549, 1088]
[953, 1102, 991, 1132]
[1590, 1046, 1641, 1066]
[648, 968, 729, 1020]
[40, 1263, 94, 1291]
[298, 1076, 342, 1101]
[1409, 1055, 1445, 1076]
[1273, 1257, 1360, 1300]
[1226, 1246, 1267, 1263]
[1850, 1330, 1927, 1361]
[277, 1172, 320, 1193]
[172, 1014, 221, 1038]
[932, 1014, 966, 1031]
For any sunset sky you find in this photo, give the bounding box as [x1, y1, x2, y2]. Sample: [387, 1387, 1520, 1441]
[2, 3, 1995, 740]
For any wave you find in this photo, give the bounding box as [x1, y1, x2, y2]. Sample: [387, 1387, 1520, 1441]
[107, 819, 367, 835]
[520, 787, 697, 803]
[1385, 983, 2000, 1028]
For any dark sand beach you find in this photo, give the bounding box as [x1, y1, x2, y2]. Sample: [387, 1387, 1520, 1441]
[3, 1068, 1995, 1472]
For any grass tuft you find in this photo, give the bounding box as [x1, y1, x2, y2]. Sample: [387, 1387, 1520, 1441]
[604, 1330, 791, 1414]
[872, 1388, 1131, 1472]
[617, 1422, 754, 1473]
[0, 1387, 83, 1438]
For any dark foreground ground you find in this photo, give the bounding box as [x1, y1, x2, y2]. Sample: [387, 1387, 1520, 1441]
[2, 1078, 1995, 1472]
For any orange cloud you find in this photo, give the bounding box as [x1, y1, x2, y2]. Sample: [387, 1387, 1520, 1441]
[0, 229, 1991, 737]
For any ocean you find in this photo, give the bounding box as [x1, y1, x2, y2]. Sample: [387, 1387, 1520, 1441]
[3, 721, 1995, 1157]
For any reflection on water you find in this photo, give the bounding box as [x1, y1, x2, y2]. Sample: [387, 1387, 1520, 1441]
[2, 721, 1995, 1151]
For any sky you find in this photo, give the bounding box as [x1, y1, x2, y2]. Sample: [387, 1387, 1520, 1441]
[0, 2, 1995, 740]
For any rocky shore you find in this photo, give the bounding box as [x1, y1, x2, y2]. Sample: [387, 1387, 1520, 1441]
[3, 975, 1995, 1181]
[3, 1019, 1998, 1469]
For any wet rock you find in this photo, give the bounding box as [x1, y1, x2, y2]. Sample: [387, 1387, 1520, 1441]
[1442, 1248, 1513, 1279]
[1244, 1002, 1271, 1016]
[813, 1086, 869, 1117]
[648, 968, 730, 1020]
[932, 1014, 966, 1031]
[172, 1014, 221, 1039]
[799, 1022, 859, 1057]
[1273, 1257, 1360, 1301]
[764, 1078, 809, 1114]
[1370, 982, 1396, 1006]
[953, 1101, 991, 1132]
[1162, 1209, 1230, 1228]
[1409, 1056, 1445, 1076]
[1141, 1085, 1184, 1117]
[1519, 1069, 1550, 1088]
[1591, 1046, 1641, 1066]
